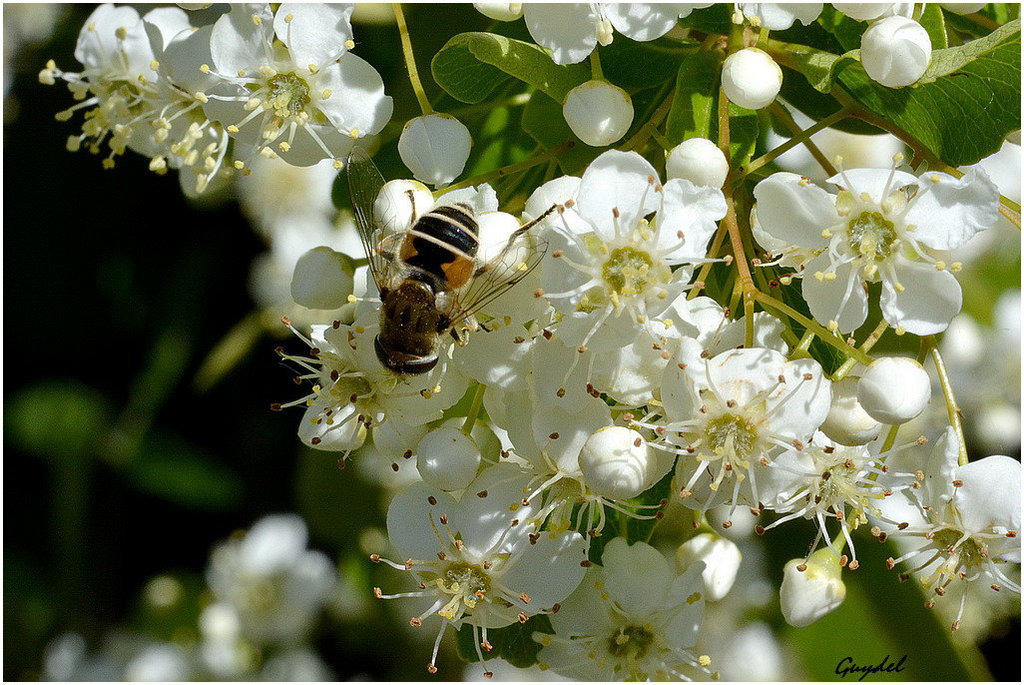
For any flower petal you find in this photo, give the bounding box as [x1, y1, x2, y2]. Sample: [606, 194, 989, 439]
[953, 455, 1021, 536]
[801, 253, 869, 333]
[662, 562, 706, 650]
[318, 53, 393, 136]
[742, 2, 823, 29]
[386, 482, 458, 561]
[601, 538, 673, 616]
[655, 178, 727, 261]
[523, 3, 599, 65]
[210, 4, 274, 75]
[767, 358, 831, 441]
[826, 167, 917, 203]
[576, 150, 661, 242]
[496, 532, 588, 610]
[753, 172, 838, 249]
[274, 3, 353, 69]
[903, 167, 1000, 250]
[880, 260, 962, 335]
[604, 4, 678, 41]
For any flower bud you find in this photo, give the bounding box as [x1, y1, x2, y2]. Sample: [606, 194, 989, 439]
[290, 247, 355, 310]
[780, 549, 846, 627]
[721, 48, 783, 110]
[578, 426, 670, 500]
[373, 179, 434, 234]
[398, 113, 472, 186]
[821, 377, 882, 445]
[666, 137, 729, 189]
[676, 533, 742, 601]
[860, 16, 931, 88]
[562, 80, 634, 147]
[857, 357, 930, 424]
[473, 2, 523, 21]
[416, 426, 482, 491]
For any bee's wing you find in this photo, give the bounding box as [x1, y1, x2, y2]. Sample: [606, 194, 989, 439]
[346, 147, 394, 290]
[445, 229, 549, 325]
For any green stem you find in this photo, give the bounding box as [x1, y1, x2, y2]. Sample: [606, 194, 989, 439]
[753, 292, 874, 366]
[929, 344, 969, 466]
[462, 383, 487, 436]
[741, 107, 845, 177]
[768, 101, 839, 177]
[444, 140, 574, 192]
[393, 4, 433, 115]
[832, 319, 887, 381]
[589, 50, 604, 81]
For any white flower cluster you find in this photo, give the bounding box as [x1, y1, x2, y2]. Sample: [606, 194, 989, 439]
[277, 147, 1017, 677]
[40, 3, 392, 196]
[41, 514, 339, 681]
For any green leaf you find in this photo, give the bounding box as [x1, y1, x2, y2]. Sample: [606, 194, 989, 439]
[835, 19, 1022, 165]
[456, 614, 555, 669]
[521, 91, 601, 175]
[123, 431, 244, 510]
[919, 3, 950, 49]
[599, 35, 693, 89]
[715, 102, 761, 169]
[775, 65, 884, 135]
[666, 51, 721, 144]
[5, 380, 112, 460]
[431, 32, 589, 104]
[817, 5, 867, 52]
[771, 40, 853, 93]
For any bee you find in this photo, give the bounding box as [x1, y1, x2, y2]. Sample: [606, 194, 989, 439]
[347, 148, 554, 375]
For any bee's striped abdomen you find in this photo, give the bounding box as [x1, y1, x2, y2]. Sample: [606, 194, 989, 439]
[400, 203, 479, 289]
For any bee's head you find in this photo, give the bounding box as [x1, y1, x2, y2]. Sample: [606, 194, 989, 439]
[374, 335, 438, 375]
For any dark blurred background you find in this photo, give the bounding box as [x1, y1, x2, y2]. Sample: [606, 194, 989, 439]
[3, 3, 1019, 682]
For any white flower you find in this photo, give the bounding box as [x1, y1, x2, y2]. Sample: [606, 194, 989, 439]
[398, 113, 473, 186]
[376, 463, 588, 675]
[206, 514, 338, 645]
[203, 3, 392, 166]
[650, 343, 831, 525]
[752, 165, 1000, 334]
[277, 311, 468, 457]
[860, 16, 932, 88]
[526, 150, 726, 402]
[562, 80, 634, 147]
[739, 3, 823, 30]
[779, 548, 846, 627]
[857, 356, 931, 424]
[416, 425, 483, 491]
[536, 537, 711, 680]
[666, 137, 729, 189]
[675, 532, 742, 601]
[820, 376, 882, 445]
[882, 428, 1021, 630]
[755, 431, 921, 567]
[721, 48, 783, 110]
[523, 3, 713, 65]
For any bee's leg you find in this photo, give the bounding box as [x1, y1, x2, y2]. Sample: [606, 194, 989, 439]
[471, 203, 559, 277]
[405, 189, 420, 230]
